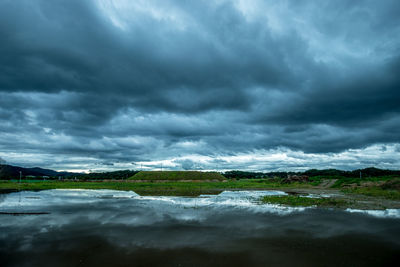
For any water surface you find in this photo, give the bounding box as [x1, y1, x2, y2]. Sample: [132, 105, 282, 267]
[1, 189, 399, 266]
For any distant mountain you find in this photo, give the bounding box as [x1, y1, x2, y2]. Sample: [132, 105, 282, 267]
[0, 164, 78, 180]
[24, 167, 60, 177]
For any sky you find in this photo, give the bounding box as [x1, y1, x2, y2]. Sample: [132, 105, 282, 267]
[0, 0, 400, 172]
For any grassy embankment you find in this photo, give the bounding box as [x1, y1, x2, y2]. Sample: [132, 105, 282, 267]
[331, 176, 400, 200]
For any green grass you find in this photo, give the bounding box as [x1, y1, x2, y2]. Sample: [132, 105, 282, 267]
[260, 195, 348, 207]
[129, 171, 226, 181]
[332, 176, 399, 188]
[308, 176, 324, 186]
[330, 177, 400, 200]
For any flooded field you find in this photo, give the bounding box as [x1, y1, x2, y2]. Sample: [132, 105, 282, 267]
[1, 189, 400, 266]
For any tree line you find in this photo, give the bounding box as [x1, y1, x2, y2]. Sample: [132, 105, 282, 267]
[223, 167, 400, 179]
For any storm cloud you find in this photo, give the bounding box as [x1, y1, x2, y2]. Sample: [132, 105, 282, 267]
[0, 0, 400, 171]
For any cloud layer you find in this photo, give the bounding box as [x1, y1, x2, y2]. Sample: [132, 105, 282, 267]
[1, 0, 400, 171]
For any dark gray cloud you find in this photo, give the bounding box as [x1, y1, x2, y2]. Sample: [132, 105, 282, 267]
[0, 0, 400, 170]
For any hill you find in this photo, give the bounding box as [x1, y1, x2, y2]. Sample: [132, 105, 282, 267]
[129, 171, 226, 181]
[76, 170, 139, 180]
[0, 164, 77, 180]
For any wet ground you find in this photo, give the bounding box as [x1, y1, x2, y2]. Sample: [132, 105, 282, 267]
[1, 189, 400, 266]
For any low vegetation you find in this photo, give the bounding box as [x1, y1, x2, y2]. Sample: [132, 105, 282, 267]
[330, 177, 400, 200]
[260, 195, 349, 207]
[332, 176, 398, 188]
[342, 187, 400, 200]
